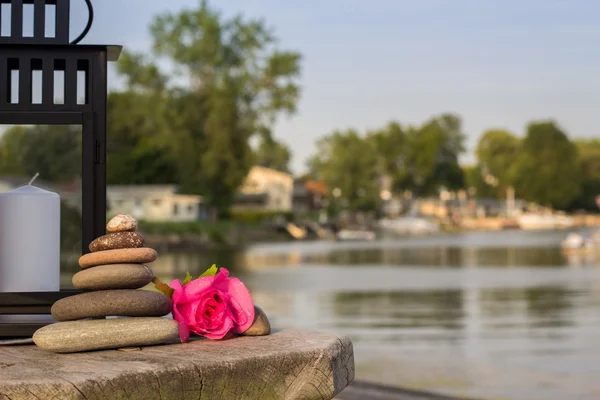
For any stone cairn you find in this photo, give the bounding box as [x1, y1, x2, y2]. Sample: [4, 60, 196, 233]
[33, 214, 179, 353]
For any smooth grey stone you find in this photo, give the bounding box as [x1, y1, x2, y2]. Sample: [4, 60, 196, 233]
[72, 264, 154, 290]
[51, 290, 172, 321]
[242, 306, 271, 336]
[33, 317, 179, 353]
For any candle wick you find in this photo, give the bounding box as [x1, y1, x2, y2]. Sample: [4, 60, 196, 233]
[28, 173, 40, 186]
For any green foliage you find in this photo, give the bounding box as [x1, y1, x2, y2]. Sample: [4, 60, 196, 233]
[569, 139, 600, 210]
[134, 0, 302, 213]
[106, 91, 177, 185]
[254, 128, 292, 173]
[60, 201, 83, 253]
[367, 121, 409, 192]
[475, 129, 520, 188]
[199, 264, 219, 278]
[408, 114, 465, 194]
[139, 220, 232, 235]
[0, 125, 81, 182]
[182, 271, 193, 285]
[309, 129, 381, 211]
[228, 210, 293, 224]
[308, 113, 466, 212]
[512, 121, 581, 209]
[463, 165, 499, 199]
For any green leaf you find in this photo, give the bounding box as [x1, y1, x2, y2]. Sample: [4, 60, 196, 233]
[199, 264, 218, 278]
[182, 271, 193, 286]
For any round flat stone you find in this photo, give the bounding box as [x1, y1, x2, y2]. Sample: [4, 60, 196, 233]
[89, 232, 145, 252]
[242, 306, 271, 336]
[72, 264, 154, 290]
[107, 214, 138, 233]
[33, 317, 179, 353]
[79, 248, 157, 269]
[51, 290, 172, 321]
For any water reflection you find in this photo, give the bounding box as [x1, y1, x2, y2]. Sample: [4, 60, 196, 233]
[308, 246, 569, 268]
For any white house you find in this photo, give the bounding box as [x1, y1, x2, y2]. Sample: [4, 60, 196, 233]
[234, 166, 294, 212]
[107, 185, 204, 222]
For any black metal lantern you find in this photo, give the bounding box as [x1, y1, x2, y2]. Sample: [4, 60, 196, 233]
[0, 0, 121, 337]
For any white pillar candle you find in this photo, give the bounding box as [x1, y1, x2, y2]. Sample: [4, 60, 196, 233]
[0, 181, 60, 292]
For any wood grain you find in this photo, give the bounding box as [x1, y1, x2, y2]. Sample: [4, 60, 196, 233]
[0, 329, 354, 400]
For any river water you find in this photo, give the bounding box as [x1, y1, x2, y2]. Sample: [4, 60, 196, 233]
[66, 229, 600, 400]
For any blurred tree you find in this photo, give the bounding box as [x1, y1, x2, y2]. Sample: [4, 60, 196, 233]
[254, 128, 292, 173]
[463, 165, 499, 199]
[569, 139, 600, 210]
[0, 125, 81, 182]
[366, 114, 465, 197]
[309, 129, 380, 211]
[110, 0, 302, 213]
[106, 91, 177, 185]
[476, 129, 520, 188]
[368, 121, 409, 192]
[512, 121, 581, 209]
[404, 113, 466, 195]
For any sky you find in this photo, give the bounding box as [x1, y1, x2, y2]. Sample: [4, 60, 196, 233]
[56, 0, 600, 173]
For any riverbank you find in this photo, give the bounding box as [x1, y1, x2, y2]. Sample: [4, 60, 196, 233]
[139, 220, 293, 251]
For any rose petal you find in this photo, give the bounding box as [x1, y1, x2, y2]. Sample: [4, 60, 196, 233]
[183, 275, 217, 299]
[214, 276, 255, 333]
[203, 317, 234, 340]
[172, 303, 190, 343]
[170, 279, 186, 303]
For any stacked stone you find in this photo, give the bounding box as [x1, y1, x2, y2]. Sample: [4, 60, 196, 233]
[33, 214, 179, 353]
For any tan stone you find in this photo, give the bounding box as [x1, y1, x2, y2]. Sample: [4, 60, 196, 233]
[33, 317, 179, 353]
[79, 248, 157, 269]
[72, 264, 154, 290]
[2, 330, 354, 399]
[242, 306, 271, 336]
[106, 213, 138, 233]
[89, 231, 144, 252]
[51, 290, 172, 321]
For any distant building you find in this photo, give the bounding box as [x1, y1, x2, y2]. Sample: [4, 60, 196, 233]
[292, 178, 327, 214]
[107, 185, 205, 222]
[233, 166, 294, 212]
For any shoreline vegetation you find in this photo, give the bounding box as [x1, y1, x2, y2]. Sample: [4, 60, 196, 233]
[140, 213, 600, 251]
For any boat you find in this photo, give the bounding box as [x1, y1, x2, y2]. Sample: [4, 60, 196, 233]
[560, 229, 600, 255]
[517, 213, 574, 231]
[336, 229, 376, 241]
[377, 217, 440, 235]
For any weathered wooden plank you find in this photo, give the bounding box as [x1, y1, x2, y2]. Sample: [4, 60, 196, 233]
[0, 329, 354, 400]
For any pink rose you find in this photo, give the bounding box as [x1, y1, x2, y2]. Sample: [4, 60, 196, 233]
[170, 268, 255, 342]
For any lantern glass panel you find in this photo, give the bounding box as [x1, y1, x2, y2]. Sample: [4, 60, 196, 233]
[0, 124, 83, 287]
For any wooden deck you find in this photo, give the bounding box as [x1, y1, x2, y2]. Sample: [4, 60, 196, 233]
[337, 381, 475, 400]
[0, 329, 354, 399]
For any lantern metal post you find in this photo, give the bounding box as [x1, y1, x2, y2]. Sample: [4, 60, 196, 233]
[0, 0, 121, 337]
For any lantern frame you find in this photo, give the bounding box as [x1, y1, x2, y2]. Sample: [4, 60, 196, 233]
[0, 0, 121, 337]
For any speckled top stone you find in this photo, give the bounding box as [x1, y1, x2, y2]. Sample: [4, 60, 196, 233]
[51, 290, 172, 321]
[89, 232, 145, 252]
[72, 264, 154, 290]
[79, 248, 157, 269]
[106, 214, 138, 233]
